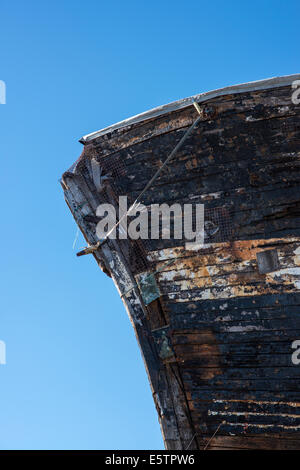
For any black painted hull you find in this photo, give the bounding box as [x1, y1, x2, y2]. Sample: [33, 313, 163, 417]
[62, 75, 300, 449]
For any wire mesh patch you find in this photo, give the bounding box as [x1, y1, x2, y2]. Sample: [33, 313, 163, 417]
[204, 207, 233, 243]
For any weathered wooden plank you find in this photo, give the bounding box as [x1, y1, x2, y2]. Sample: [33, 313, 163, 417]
[183, 365, 300, 380]
[175, 352, 296, 368]
[192, 399, 300, 415]
[167, 292, 300, 315]
[171, 306, 299, 326]
[184, 378, 300, 394]
[86, 85, 299, 157]
[148, 238, 300, 262]
[171, 329, 300, 347]
[197, 434, 300, 450]
[186, 390, 300, 402]
[193, 409, 300, 428]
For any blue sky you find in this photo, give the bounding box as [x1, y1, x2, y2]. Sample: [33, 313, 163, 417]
[0, 0, 298, 450]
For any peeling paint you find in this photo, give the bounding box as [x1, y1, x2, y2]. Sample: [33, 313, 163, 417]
[209, 410, 300, 419]
[222, 325, 265, 332]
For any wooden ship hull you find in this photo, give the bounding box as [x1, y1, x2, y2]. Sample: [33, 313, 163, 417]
[61, 74, 300, 450]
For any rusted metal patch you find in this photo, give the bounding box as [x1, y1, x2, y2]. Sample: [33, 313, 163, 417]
[257, 249, 280, 274]
[136, 271, 161, 305]
[152, 325, 175, 361]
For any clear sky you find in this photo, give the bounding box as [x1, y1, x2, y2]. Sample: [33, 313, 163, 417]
[0, 0, 298, 450]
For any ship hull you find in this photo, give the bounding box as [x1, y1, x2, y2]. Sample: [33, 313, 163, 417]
[62, 75, 300, 449]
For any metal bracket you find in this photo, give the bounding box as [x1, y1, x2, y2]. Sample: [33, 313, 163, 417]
[77, 241, 101, 257]
[193, 101, 216, 119]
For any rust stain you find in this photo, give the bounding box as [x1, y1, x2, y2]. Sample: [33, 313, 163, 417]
[154, 238, 300, 301]
[175, 329, 222, 380]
